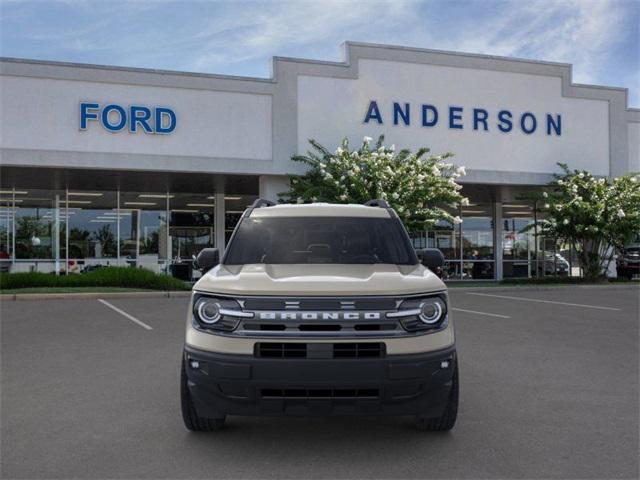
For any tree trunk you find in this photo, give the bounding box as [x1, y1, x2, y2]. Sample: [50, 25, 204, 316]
[579, 239, 607, 280]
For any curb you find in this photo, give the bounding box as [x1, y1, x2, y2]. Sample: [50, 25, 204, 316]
[0, 291, 192, 301]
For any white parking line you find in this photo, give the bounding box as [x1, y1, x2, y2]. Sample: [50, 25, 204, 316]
[452, 307, 511, 319]
[97, 299, 153, 330]
[466, 292, 621, 311]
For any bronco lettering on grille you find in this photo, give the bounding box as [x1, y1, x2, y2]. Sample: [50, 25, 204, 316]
[256, 312, 382, 321]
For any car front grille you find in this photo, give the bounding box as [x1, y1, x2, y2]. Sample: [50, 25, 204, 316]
[333, 343, 384, 358]
[242, 322, 398, 334]
[256, 343, 307, 358]
[218, 294, 445, 338]
[243, 297, 398, 311]
[261, 388, 380, 399]
[256, 342, 385, 359]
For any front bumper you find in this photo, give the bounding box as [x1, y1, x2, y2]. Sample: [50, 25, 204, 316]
[183, 345, 457, 418]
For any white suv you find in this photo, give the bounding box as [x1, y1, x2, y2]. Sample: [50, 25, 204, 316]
[181, 199, 458, 431]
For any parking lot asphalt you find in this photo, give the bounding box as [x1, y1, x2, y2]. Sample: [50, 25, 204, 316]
[1, 286, 638, 479]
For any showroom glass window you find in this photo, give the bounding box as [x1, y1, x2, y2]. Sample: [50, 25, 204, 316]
[0, 188, 260, 278]
[169, 193, 215, 260]
[0, 191, 14, 272]
[412, 202, 496, 280]
[502, 202, 536, 278]
[461, 203, 494, 279]
[410, 204, 462, 280]
[66, 191, 118, 272]
[168, 192, 215, 280]
[12, 189, 66, 272]
[225, 194, 258, 244]
[119, 192, 169, 273]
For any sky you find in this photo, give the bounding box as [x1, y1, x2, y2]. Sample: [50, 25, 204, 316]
[1, 0, 638, 106]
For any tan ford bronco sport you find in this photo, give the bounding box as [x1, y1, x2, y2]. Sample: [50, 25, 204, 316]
[181, 199, 458, 431]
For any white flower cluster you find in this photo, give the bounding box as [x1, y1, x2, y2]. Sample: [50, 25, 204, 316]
[287, 136, 467, 229]
[537, 163, 640, 277]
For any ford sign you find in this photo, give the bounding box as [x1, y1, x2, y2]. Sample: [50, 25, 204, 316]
[80, 102, 176, 134]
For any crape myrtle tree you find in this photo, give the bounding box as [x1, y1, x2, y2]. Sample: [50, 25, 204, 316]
[279, 135, 469, 231]
[535, 163, 640, 279]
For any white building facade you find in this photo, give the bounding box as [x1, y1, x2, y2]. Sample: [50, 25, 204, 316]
[1, 42, 638, 280]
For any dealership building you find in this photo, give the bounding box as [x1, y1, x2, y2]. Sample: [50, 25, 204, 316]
[1, 42, 638, 280]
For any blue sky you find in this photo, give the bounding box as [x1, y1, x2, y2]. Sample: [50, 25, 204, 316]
[1, 0, 638, 106]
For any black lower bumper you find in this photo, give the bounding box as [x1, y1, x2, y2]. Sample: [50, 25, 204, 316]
[183, 344, 457, 418]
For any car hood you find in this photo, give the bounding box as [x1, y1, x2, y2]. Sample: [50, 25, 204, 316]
[193, 264, 445, 296]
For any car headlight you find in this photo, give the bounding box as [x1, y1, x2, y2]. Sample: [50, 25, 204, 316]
[387, 294, 448, 331]
[192, 293, 253, 331]
[418, 298, 445, 324]
[195, 298, 222, 324]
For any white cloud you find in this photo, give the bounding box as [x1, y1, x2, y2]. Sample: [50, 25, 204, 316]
[1, 0, 636, 103]
[178, 0, 635, 95]
[440, 0, 630, 86]
[183, 0, 418, 71]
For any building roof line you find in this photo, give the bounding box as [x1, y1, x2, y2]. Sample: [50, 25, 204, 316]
[0, 56, 274, 84]
[343, 41, 574, 68]
[1, 41, 636, 109]
[571, 81, 628, 93]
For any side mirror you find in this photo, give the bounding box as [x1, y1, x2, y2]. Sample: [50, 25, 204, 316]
[416, 248, 445, 278]
[195, 248, 220, 273]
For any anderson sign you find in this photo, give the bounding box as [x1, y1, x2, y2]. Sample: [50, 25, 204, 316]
[363, 100, 562, 136]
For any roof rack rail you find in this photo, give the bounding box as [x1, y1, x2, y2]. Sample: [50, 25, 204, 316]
[251, 198, 276, 208]
[364, 199, 390, 208]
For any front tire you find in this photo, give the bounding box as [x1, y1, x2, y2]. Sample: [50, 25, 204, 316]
[415, 364, 459, 432]
[180, 358, 226, 431]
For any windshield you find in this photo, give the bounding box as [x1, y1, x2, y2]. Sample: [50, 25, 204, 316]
[223, 216, 418, 265]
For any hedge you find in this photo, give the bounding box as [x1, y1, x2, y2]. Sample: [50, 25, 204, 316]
[0, 267, 191, 291]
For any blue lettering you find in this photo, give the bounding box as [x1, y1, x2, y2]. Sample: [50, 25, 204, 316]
[80, 102, 177, 134]
[497, 110, 513, 132]
[155, 107, 176, 134]
[520, 112, 537, 134]
[421, 104, 438, 127]
[393, 102, 410, 126]
[449, 106, 463, 129]
[130, 105, 153, 133]
[101, 104, 127, 132]
[363, 100, 383, 124]
[546, 114, 561, 136]
[363, 102, 562, 137]
[80, 102, 99, 130]
[473, 108, 489, 131]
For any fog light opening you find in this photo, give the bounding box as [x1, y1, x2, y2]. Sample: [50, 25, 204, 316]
[189, 360, 200, 370]
[440, 360, 450, 369]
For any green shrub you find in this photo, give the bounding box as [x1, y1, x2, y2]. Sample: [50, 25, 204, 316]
[0, 267, 190, 291]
